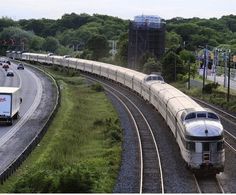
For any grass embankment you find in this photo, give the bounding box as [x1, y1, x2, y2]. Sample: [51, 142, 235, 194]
[172, 79, 236, 112]
[0, 66, 122, 193]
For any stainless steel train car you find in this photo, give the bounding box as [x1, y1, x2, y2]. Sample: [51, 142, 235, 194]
[10, 52, 225, 174]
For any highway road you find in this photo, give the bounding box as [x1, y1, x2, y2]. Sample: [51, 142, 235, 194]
[0, 61, 42, 140]
[0, 60, 58, 176]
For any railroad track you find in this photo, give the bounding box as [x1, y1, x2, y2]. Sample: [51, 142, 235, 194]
[192, 97, 236, 152]
[84, 74, 165, 193]
[191, 97, 236, 123]
[191, 96, 236, 193]
[194, 174, 224, 193]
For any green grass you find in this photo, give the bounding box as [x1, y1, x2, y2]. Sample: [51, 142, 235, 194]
[0, 66, 122, 193]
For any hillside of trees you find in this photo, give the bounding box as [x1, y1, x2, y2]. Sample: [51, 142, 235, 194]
[0, 13, 129, 60]
[1, 13, 236, 81]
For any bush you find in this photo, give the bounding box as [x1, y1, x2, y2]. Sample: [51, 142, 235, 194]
[57, 165, 94, 193]
[104, 118, 122, 144]
[11, 169, 57, 193]
[93, 119, 104, 126]
[91, 83, 104, 92]
[11, 164, 95, 193]
[53, 65, 59, 71]
[203, 82, 219, 94]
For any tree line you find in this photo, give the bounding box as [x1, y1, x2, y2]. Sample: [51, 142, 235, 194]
[1, 13, 236, 82]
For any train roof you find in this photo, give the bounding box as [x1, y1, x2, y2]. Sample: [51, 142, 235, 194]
[23, 53, 46, 57]
[151, 82, 203, 118]
[51, 55, 63, 59]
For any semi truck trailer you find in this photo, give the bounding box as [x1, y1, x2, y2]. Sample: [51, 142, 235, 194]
[0, 87, 22, 125]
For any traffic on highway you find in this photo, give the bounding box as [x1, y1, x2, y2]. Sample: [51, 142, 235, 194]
[0, 58, 58, 183]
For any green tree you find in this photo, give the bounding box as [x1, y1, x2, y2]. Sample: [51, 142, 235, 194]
[143, 58, 162, 74]
[115, 33, 128, 66]
[0, 17, 16, 31]
[174, 23, 200, 43]
[59, 13, 91, 30]
[29, 36, 45, 51]
[179, 50, 198, 79]
[42, 36, 59, 52]
[139, 52, 157, 71]
[0, 26, 34, 51]
[166, 31, 182, 50]
[86, 34, 109, 60]
[161, 51, 183, 82]
[179, 49, 195, 63]
[56, 45, 73, 55]
[221, 15, 236, 32]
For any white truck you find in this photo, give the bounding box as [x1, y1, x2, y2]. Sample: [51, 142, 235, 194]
[0, 87, 22, 125]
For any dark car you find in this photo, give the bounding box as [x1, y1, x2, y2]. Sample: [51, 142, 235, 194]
[17, 63, 24, 70]
[2, 64, 9, 69]
[6, 70, 14, 77]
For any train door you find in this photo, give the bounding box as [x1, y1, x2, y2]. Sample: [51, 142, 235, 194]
[202, 142, 210, 164]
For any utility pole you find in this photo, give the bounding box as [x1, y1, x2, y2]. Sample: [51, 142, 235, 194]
[213, 49, 219, 83]
[202, 46, 207, 92]
[227, 50, 231, 102]
[188, 61, 191, 90]
[174, 54, 176, 81]
[224, 52, 227, 87]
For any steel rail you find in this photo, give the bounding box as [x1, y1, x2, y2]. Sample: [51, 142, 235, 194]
[84, 74, 165, 193]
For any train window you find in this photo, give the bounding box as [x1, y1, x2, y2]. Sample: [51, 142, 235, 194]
[152, 75, 164, 81]
[144, 75, 164, 82]
[185, 113, 196, 120]
[203, 142, 209, 151]
[197, 113, 206, 118]
[207, 112, 219, 120]
[145, 76, 152, 81]
[186, 142, 195, 151]
[217, 141, 224, 151]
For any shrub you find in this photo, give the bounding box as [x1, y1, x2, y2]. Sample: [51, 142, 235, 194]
[57, 165, 94, 193]
[93, 119, 104, 126]
[53, 65, 59, 71]
[11, 164, 95, 193]
[11, 170, 57, 193]
[104, 118, 122, 144]
[203, 82, 219, 94]
[91, 83, 104, 92]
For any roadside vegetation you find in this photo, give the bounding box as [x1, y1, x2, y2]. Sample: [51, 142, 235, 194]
[0, 66, 122, 193]
[172, 77, 236, 113]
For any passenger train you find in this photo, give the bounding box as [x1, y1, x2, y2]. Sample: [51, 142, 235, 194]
[7, 51, 225, 174]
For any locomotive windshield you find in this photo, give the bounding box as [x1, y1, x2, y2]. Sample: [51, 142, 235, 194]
[207, 112, 219, 120]
[184, 112, 219, 121]
[144, 74, 164, 82]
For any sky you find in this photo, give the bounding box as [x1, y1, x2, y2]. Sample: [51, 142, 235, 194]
[1, 0, 236, 21]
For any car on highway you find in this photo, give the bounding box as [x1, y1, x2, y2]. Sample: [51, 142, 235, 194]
[17, 63, 24, 70]
[6, 70, 14, 77]
[2, 64, 9, 71]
